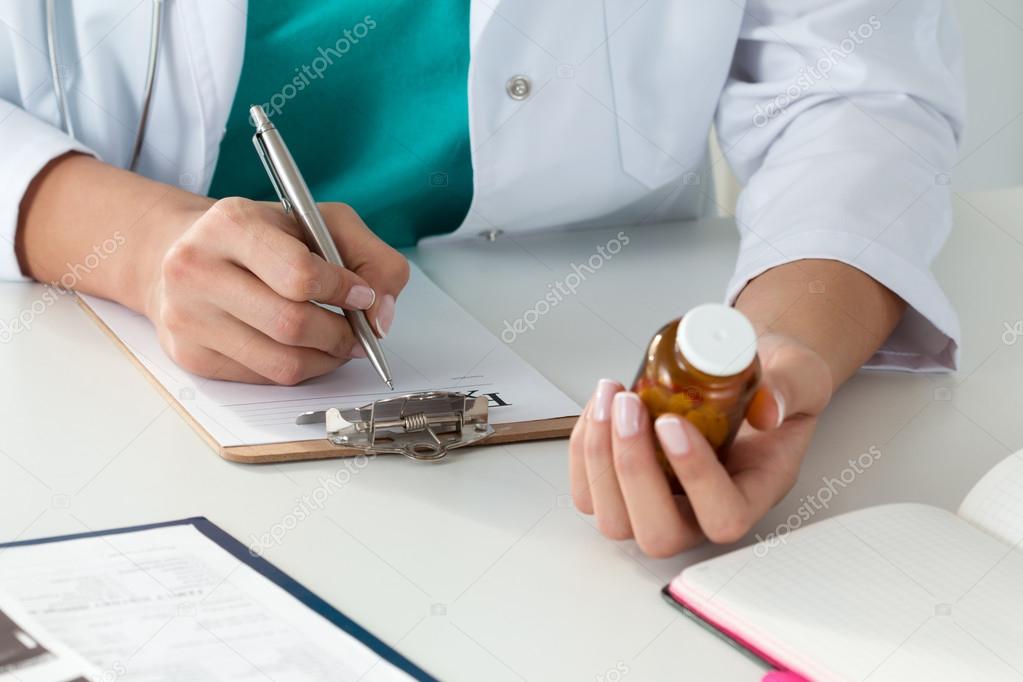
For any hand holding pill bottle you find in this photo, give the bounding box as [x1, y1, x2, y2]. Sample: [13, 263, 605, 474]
[632, 303, 761, 480]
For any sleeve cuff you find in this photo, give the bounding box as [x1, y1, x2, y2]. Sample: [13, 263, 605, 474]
[725, 228, 960, 373]
[0, 101, 95, 282]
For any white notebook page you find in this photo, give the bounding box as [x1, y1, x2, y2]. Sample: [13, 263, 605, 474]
[959, 452, 1023, 547]
[0, 524, 414, 681]
[672, 503, 1023, 682]
[81, 264, 579, 447]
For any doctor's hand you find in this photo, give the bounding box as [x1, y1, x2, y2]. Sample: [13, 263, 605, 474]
[143, 197, 409, 384]
[569, 334, 832, 557]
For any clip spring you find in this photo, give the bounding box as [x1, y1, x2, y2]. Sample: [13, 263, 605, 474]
[296, 391, 493, 461]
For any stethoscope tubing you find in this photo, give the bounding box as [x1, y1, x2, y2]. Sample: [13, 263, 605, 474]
[44, 0, 163, 172]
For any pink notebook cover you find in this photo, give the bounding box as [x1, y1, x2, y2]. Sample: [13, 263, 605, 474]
[667, 575, 814, 682]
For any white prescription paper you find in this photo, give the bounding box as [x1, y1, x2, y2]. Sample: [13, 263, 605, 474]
[81, 264, 579, 447]
[0, 592, 99, 682]
[0, 524, 414, 681]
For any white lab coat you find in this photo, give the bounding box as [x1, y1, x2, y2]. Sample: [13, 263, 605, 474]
[0, 1, 965, 371]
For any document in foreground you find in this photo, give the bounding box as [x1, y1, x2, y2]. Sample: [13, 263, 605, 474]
[0, 521, 421, 681]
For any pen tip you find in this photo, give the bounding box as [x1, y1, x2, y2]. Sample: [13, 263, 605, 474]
[386, 380, 394, 391]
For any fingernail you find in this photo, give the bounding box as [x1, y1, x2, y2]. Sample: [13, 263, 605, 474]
[345, 285, 376, 310]
[375, 294, 395, 338]
[592, 378, 617, 423]
[773, 388, 786, 429]
[349, 344, 367, 359]
[613, 392, 641, 438]
[655, 415, 690, 459]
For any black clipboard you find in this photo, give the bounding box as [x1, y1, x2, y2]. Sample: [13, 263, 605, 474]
[0, 516, 435, 681]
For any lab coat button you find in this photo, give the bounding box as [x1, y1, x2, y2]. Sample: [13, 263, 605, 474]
[505, 76, 531, 100]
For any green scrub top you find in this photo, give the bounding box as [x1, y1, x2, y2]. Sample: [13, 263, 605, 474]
[208, 2, 473, 248]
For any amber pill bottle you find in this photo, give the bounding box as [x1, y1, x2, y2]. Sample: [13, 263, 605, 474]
[632, 303, 761, 470]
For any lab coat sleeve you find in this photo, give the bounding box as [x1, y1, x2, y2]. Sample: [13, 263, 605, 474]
[716, 0, 965, 372]
[0, 99, 94, 282]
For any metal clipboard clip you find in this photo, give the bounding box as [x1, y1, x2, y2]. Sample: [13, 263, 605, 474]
[295, 391, 493, 462]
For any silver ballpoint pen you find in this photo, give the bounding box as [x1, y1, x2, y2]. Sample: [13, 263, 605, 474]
[249, 104, 394, 390]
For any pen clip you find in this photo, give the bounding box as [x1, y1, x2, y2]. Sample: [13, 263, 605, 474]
[252, 133, 292, 214]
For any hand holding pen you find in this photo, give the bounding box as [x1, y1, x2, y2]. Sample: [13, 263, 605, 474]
[145, 194, 408, 385]
[136, 134, 408, 384]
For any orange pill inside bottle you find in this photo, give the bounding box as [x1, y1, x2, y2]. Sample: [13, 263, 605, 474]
[632, 303, 761, 478]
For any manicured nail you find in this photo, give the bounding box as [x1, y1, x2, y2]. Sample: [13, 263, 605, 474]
[773, 388, 786, 429]
[375, 294, 395, 338]
[592, 379, 617, 423]
[345, 285, 376, 310]
[613, 392, 641, 438]
[349, 344, 367, 359]
[655, 415, 690, 459]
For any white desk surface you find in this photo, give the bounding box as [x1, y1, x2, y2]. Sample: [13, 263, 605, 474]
[1, 187, 1022, 681]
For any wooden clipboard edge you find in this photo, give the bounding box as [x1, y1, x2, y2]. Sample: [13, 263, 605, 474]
[75, 295, 226, 456]
[75, 296, 580, 465]
[219, 416, 579, 464]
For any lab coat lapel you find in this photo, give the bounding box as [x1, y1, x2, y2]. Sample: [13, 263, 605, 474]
[470, 0, 501, 50]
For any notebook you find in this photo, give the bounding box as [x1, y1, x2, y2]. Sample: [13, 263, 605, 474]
[0, 518, 434, 681]
[666, 451, 1023, 682]
[78, 263, 580, 463]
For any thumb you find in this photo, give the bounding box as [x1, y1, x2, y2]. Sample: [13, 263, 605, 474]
[746, 337, 832, 431]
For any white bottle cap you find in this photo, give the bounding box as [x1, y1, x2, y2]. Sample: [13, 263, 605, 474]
[675, 303, 757, 377]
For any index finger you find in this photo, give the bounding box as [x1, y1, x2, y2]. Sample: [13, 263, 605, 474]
[569, 400, 594, 513]
[211, 201, 376, 310]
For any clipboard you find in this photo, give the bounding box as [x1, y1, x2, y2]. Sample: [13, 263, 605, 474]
[76, 296, 579, 465]
[0, 517, 437, 681]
